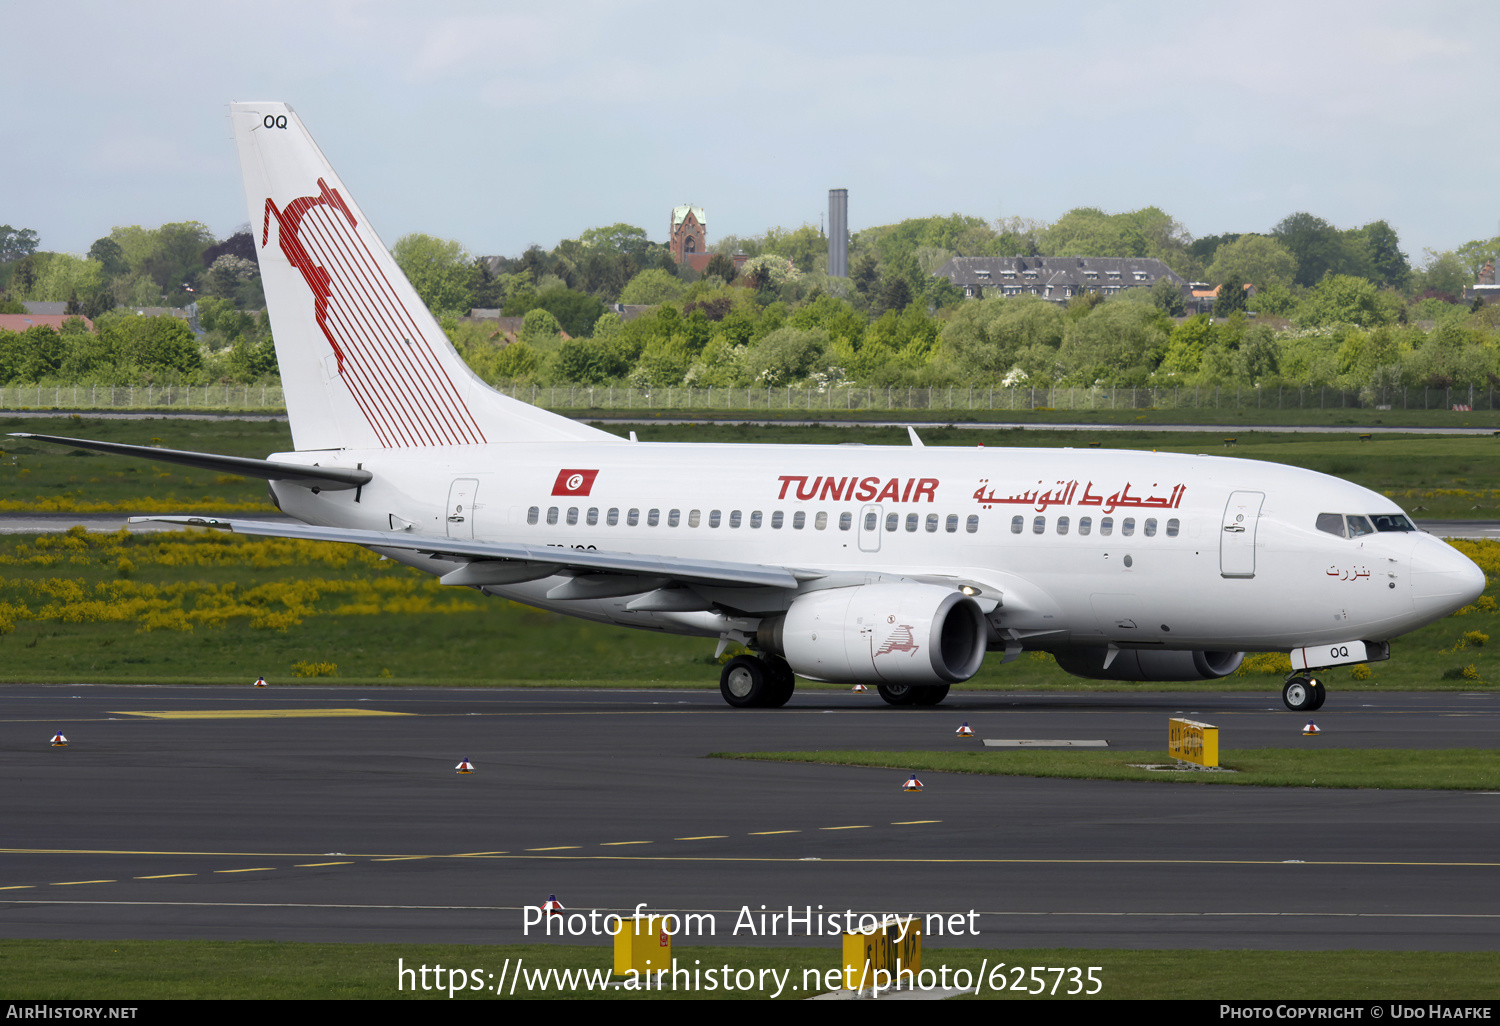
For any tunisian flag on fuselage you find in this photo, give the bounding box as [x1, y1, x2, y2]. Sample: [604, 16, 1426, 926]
[551, 469, 600, 496]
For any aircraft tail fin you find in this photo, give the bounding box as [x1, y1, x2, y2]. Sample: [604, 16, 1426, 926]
[229, 101, 611, 452]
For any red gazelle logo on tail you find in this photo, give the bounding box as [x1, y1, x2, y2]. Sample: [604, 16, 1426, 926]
[262, 177, 484, 448]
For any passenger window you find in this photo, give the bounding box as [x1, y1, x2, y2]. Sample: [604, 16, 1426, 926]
[839, 512, 852, 531]
[1166, 518, 1179, 537]
[906, 513, 919, 532]
[1144, 518, 1156, 537]
[1122, 517, 1135, 537]
[1011, 515, 1024, 534]
[1057, 516, 1070, 536]
[925, 513, 939, 533]
[946, 514, 958, 533]
[1033, 516, 1046, 535]
[1079, 516, 1092, 536]
[647, 508, 660, 527]
[864, 511, 878, 531]
[627, 508, 640, 526]
[966, 515, 979, 534]
[688, 509, 701, 527]
[669, 509, 681, 527]
[1100, 517, 1113, 536]
[607, 508, 619, 526]
[527, 506, 539, 525]
[750, 511, 763, 528]
[708, 510, 721, 528]
[729, 510, 741, 528]
[586, 507, 599, 526]
[567, 507, 579, 526]
[547, 506, 559, 525]
[793, 511, 806, 530]
[1346, 515, 1374, 538]
[1316, 513, 1344, 537]
[886, 512, 899, 532]
[815, 511, 828, 530]
[772, 511, 784, 529]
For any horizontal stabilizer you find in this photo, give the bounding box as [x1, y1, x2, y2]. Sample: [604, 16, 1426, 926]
[128, 516, 803, 591]
[11, 434, 371, 490]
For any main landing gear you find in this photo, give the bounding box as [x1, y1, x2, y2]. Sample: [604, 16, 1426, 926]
[1282, 674, 1326, 712]
[720, 654, 796, 708]
[876, 682, 951, 707]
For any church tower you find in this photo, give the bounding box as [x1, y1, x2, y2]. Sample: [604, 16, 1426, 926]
[670, 205, 707, 266]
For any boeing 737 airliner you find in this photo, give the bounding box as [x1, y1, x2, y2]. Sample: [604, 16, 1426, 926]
[15, 103, 1486, 712]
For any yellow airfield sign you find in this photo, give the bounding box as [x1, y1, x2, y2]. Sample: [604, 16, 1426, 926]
[1168, 717, 1219, 768]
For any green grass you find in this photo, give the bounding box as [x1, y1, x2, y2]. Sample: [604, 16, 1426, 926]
[4, 416, 1500, 687]
[1, 940, 1496, 999]
[713, 748, 1500, 790]
[0, 527, 1496, 689]
[596, 421, 1500, 519]
[0, 415, 285, 511]
[8, 414, 1500, 518]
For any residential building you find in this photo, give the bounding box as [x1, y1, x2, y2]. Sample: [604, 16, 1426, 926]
[934, 256, 1188, 303]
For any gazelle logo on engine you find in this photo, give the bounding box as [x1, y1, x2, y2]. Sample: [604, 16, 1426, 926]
[876, 625, 919, 657]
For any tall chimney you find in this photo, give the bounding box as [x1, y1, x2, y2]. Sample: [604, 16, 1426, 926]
[828, 189, 848, 278]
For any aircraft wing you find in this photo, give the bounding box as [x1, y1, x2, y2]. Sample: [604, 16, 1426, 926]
[129, 516, 808, 591]
[10, 434, 370, 491]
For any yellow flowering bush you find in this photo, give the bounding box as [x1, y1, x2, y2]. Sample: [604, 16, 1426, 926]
[1236, 652, 1293, 676]
[0, 529, 486, 634]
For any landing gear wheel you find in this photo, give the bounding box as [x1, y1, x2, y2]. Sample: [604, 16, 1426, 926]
[763, 656, 796, 708]
[912, 684, 951, 706]
[1282, 675, 1316, 712]
[876, 682, 916, 707]
[1305, 678, 1326, 711]
[720, 655, 771, 708]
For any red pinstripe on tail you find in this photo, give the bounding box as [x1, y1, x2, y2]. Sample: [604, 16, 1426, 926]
[261, 177, 485, 448]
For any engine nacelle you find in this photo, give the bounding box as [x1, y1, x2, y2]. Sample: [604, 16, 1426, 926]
[759, 583, 987, 685]
[1052, 646, 1244, 682]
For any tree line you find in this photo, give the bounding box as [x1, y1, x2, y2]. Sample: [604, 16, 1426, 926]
[2, 205, 1499, 397]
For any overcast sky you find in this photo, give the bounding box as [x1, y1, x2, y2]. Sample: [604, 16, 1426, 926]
[6, 0, 1498, 265]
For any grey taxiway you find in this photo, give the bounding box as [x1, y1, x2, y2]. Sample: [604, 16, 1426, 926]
[3, 684, 1497, 952]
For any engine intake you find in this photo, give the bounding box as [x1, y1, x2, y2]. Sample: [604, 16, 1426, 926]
[759, 582, 987, 685]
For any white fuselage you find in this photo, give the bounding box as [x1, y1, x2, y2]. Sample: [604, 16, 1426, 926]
[265, 440, 1484, 655]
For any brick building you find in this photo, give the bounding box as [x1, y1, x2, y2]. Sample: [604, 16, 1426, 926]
[670, 205, 711, 273]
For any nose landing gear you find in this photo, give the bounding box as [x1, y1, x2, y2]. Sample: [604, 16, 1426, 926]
[1282, 674, 1326, 711]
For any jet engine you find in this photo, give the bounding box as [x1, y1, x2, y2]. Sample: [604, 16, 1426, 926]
[1052, 647, 1244, 682]
[757, 582, 987, 685]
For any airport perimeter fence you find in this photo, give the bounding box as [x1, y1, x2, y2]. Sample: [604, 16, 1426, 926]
[0, 383, 287, 413]
[1, 382, 1497, 414]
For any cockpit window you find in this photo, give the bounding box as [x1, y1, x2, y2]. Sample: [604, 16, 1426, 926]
[1321, 512, 1415, 537]
[1316, 513, 1344, 537]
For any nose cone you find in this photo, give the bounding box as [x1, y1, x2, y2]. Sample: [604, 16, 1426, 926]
[1411, 536, 1487, 616]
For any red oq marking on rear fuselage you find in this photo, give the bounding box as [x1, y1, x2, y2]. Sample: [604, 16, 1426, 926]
[262, 178, 485, 447]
